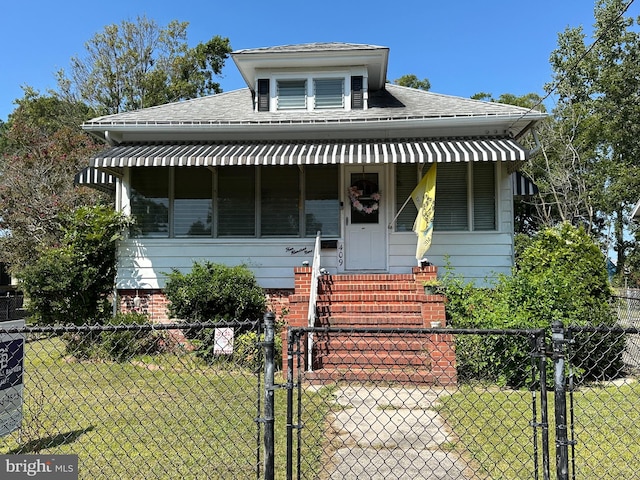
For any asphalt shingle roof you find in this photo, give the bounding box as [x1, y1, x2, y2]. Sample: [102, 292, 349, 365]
[232, 42, 387, 54]
[84, 84, 540, 127]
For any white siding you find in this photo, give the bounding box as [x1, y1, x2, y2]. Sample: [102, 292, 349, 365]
[117, 238, 338, 289]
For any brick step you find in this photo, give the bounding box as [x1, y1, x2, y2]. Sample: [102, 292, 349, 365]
[321, 274, 415, 283]
[303, 366, 437, 385]
[319, 281, 419, 293]
[312, 335, 433, 352]
[316, 292, 425, 303]
[316, 315, 425, 328]
[313, 350, 431, 368]
[316, 302, 423, 314]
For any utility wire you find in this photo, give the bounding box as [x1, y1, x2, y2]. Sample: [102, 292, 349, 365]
[508, 0, 636, 127]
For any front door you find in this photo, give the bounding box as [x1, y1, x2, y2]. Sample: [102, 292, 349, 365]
[344, 166, 386, 270]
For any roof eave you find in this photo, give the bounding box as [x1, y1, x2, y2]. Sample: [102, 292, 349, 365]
[82, 112, 545, 141]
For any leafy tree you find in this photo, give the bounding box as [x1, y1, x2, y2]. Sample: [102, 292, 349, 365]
[394, 74, 431, 91]
[19, 206, 131, 325]
[471, 91, 545, 111]
[540, 0, 640, 277]
[57, 15, 232, 115]
[0, 90, 106, 270]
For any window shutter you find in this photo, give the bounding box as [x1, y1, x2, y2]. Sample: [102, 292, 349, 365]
[473, 163, 496, 230]
[351, 76, 364, 109]
[257, 79, 269, 112]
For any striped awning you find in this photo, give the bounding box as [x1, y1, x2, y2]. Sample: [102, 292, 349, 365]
[90, 138, 528, 168]
[512, 171, 538, 196]
[74, 167, 117, 192]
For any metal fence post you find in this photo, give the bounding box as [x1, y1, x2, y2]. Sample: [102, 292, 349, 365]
[552, 320, 569, 480]
[263, 312, 276, 480]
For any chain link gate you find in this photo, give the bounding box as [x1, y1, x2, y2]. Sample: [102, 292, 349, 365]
[283, 326, 551, 480]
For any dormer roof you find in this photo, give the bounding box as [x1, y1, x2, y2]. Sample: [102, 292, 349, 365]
[232, 42, 389, 91]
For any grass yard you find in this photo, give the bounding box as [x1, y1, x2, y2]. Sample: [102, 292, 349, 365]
[0, 336, 332, 479]
[437, 381, 640, 480]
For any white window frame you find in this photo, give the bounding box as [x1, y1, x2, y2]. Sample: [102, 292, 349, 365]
[267, 67, 367, 112]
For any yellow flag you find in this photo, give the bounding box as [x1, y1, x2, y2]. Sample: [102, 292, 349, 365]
[411, 164, 437, 260]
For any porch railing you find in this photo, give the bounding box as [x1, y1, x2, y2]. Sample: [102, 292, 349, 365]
[307, 231, 322, 371]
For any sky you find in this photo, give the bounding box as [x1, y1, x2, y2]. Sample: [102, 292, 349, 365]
[0, 1, 628, 122]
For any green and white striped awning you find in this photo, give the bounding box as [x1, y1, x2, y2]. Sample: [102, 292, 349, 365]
[90, 138, 528, 169]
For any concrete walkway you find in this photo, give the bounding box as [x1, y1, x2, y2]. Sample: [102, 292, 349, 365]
[322, 385, 478, 479]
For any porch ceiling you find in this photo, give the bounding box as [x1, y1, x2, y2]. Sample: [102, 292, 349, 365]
[90, 138, 527, 169]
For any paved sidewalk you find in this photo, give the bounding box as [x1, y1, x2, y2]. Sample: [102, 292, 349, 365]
[323, 385, 478, 479]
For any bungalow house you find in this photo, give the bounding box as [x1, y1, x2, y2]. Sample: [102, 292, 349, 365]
[81, 42, 545, 380]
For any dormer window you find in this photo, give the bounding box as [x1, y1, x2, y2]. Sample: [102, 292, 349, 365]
[277, 80, 307, 110]
[314, 79, 344, 109]
[258, 72, 365, 112]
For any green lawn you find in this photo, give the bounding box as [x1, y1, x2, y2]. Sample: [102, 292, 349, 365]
[437, 381, 640, 480]
[0, 336, 332, 479]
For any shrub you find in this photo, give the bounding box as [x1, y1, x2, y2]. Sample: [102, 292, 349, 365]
[444, 223, 623, 386]
[62, 312, 163, 361]
[164, 262, 266, 323]
[99, 312, 164, 361]
[19, 206, 131, 325]
[164, 262, 267, 364]
[233, 330, 282, 372]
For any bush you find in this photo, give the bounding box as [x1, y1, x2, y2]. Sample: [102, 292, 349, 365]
[164, 262, 267, 364]
[19, 206, 131, 325]
[444, 223, 623, 386]
[233, 330, 282, 372]
[62, 312, 163, 361]
[99, 312, 164, 361]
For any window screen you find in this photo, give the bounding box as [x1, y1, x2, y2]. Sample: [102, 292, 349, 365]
[130, 168, 169, 237]
[395, 164, 419, 232]
[261, 167, 300, 235]
[434, 163, 468, 231]
[473, 163, 496, 230]
[174, 168, 212, 237]
[305, 165, 339, 236]
[218, 167, 256, 236]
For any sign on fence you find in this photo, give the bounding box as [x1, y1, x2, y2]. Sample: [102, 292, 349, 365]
[214, 328, 234, 355]
[0, 320, 24, 437]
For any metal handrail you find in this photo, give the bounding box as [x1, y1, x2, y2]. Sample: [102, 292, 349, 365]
[307, 231, 322, 371]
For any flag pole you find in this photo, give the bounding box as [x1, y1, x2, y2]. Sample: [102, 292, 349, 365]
[387, 194, 414, 229]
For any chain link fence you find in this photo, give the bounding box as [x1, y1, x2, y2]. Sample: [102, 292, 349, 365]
[0, 321, 265, 479]
[566, 322, 640, 480]
[2, 316, 640, 479]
